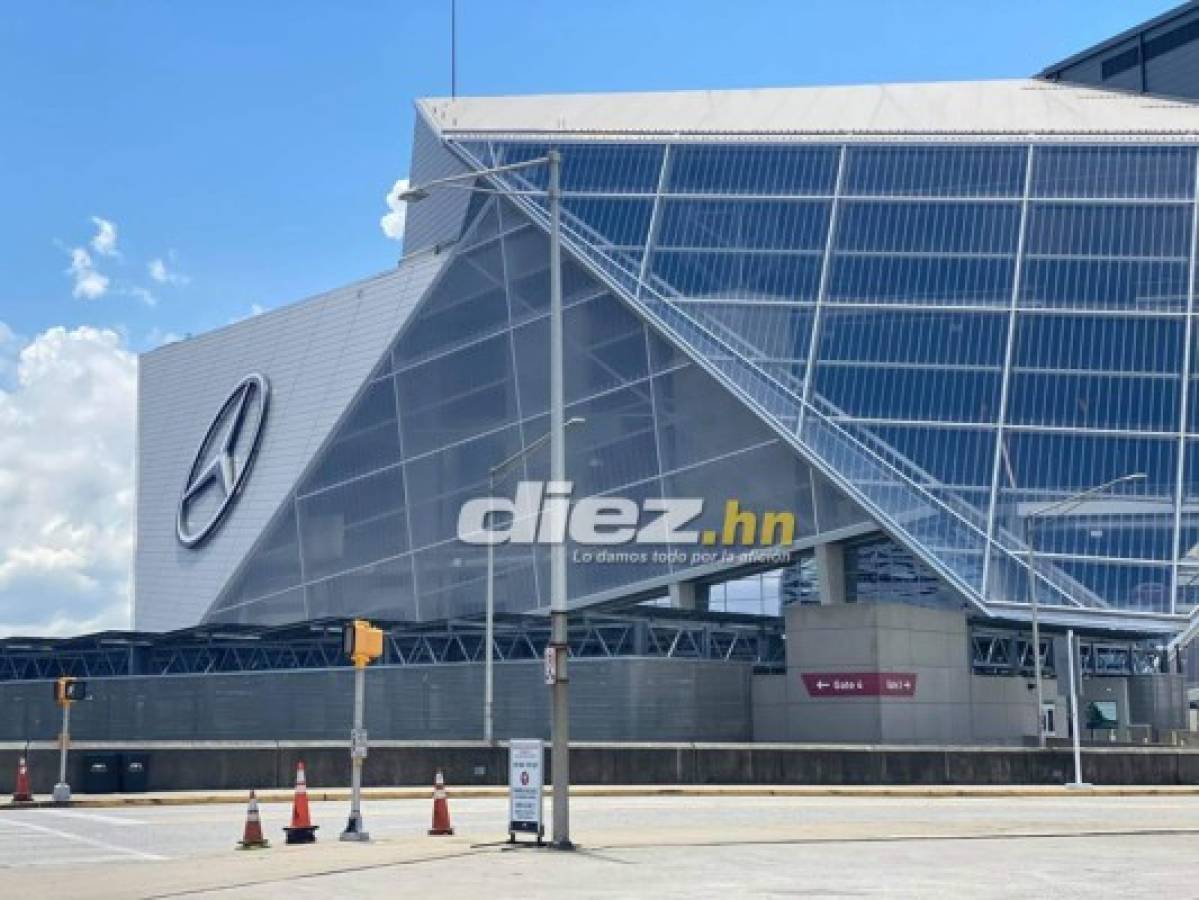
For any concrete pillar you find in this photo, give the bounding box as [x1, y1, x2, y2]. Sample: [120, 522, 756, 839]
[669, 581, 707, 611]
[814, 542, 848, 605]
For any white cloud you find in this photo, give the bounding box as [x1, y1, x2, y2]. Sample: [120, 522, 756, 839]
[125, 285, 158, 308]
[67, 246, 109, 300]
[0, 324, 136, 636]
[147, 253, 189, 286]
[380, 178, 410, 241]
[90, 216, 119, 257]
[0, 322, 18, 387]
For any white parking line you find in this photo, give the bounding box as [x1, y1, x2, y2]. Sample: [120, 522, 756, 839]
[10, 855, 136, 867]
[2, 817, 167, 862]
[39, 810, 150, 827]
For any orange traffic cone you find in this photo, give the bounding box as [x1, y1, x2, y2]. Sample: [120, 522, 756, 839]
[11, 757, 32, 803]
[237, 790, 270, 850]
[428, 769, 454, 836]
[283, 762, 318, 844]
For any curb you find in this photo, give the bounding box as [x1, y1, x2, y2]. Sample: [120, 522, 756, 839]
[6, 784, 1199, 809]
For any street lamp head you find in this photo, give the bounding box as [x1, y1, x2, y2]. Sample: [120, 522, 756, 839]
[397, 187, 430, 204]
[565, 416, 585, 429]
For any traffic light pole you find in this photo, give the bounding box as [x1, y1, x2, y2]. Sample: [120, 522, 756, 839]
[341, 659, 369, 841]
[53, 701, 71, 803]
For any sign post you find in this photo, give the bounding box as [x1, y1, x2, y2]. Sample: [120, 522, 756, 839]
[508, 739, 545, 845]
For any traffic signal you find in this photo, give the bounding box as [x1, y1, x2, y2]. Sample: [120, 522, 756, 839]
[54, 677, 86, 705]
[343, 620, 383, 666]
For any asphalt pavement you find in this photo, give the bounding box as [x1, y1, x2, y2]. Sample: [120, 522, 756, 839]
[0, 793, 1196, 898]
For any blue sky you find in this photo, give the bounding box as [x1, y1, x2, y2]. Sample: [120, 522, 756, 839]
[0, 0, 1179, 347]
[0, 0, 1180, 634]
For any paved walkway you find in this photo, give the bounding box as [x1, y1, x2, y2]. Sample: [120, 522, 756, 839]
[1, 794, 1196, 897]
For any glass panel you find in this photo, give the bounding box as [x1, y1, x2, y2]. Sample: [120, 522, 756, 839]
[862, 425, 996, 494]
[490, 142, 664, 193]
[1032, 146, 1196, 199]
[667, 145, 840, 195]
[404, 426, 523, 551]
[819, 309, 1007, 366]
[297, 465, 408, 580]
[993, 432, 1175, 564]
[672, 302, 813, 367]
[1025, 203, 1192, 258]
[208, 588, 307, 627]
[1019, 258, 1188, 311]
[664, 441, 817, 553]
[657, 199, 831, 250]
[298, 377, 401, 496]
[817, 365, 1000, 423]
[305, 556, 417, 621]
[654, 360, 788, 473]
[512, 291, 650, 417]
[396, 332, 519, 457]
[652, 250, 822, 300]
[523, 384, 659, 497]
[1014, 314, 1183, 373]
[562, 196, 654, 247]
[1007, 371, 1178, 431]
[828, 255, 1014, 306]
[843, 145, 1027, 197]
[397, 240, 509, 363]
[837, 201, 1020, 254]
[213, 503, 303, 609]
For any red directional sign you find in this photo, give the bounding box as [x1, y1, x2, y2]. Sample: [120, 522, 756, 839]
[801, 672, 917, 698]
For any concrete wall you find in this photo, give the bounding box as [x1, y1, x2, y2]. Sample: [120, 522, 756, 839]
[753, 603, 1039, 745]
[5, 742, 1199, 793]
[0, 658, 753, 744]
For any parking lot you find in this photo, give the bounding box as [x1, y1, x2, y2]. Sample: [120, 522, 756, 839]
[0, 793, 1197, 898]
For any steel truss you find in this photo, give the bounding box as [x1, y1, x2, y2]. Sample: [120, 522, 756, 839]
[0, 612, 784, 681]
[971, 626, 1167, 677]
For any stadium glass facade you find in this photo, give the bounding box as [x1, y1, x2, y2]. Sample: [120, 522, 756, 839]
[204, 194, 869, 626]
[203, 128, 1199, 634]
[455, 138, 1196, 623]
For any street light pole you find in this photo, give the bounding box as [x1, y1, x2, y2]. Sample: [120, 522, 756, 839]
[484, 419, 583, 746]
[545, 149, 574, 850]
[1020, 471, 1146, 749]
[400, 151, 574, 847]
[485, 471, 495, 745]
[1065, 628, 1088, 788]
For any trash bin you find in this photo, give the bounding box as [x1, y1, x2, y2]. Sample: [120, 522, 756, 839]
[122, 753, 149, 793]
[81, 753, 122, 794]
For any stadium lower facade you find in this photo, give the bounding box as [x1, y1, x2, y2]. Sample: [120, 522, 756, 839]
[13, 8, 1199, 745]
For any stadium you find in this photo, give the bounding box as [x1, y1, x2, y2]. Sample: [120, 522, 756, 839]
[9, 3, 1199, 747]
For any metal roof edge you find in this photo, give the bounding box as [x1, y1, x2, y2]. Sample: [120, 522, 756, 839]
[1039, 0, 1199, 77]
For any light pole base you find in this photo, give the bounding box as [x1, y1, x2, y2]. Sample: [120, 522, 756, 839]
[339, 814, 370, 842]
[1065, 782, 1093, 790]
[51, 782, 71, 804]
[549, 839, 576, 851]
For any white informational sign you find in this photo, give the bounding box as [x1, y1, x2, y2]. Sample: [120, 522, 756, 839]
[350, 727, 369, 760]
[508, 739, 544, 840]
[543, 646, 557, 685]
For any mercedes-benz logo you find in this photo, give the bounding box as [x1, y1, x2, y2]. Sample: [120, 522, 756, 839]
[176, 373, 270, 548]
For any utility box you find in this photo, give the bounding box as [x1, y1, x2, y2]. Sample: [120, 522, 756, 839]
[81, 753, 122, 794]
[121, 753, 150, 792]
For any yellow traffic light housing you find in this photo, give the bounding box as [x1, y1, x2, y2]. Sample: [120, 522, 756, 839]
[343, 620, 383, 667]
[54, 676, 86, 705]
